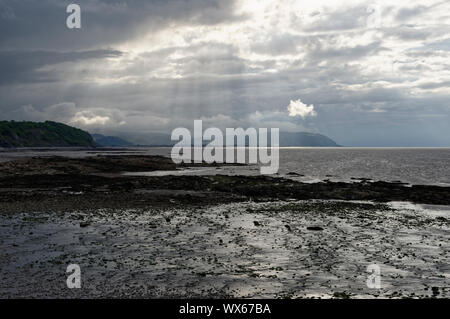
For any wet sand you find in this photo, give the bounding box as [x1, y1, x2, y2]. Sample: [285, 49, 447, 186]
[0, 155, 449, 298]
[0, 200, 448, 298]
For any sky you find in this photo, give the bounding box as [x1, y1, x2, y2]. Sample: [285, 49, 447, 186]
[0, 0, 449, 146]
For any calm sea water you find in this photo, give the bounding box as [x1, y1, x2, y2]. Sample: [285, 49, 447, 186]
[278, 147, 450, 186]
[1, 147, 449, 186]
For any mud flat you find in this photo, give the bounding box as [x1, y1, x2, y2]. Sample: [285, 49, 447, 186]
[0, 155, 449, 298]
[0, 200, 448, 298]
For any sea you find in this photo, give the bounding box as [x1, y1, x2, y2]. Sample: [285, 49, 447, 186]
[0, 147, 449, 186]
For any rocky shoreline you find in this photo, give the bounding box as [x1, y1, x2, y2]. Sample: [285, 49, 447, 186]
[0, 155, 449, 214]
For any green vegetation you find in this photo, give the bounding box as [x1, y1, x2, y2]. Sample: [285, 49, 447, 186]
[0, 121, 97, 147]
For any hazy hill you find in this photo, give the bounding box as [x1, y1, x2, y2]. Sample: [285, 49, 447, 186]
[119, 131, 340, 147]
[0, 121, 97, 147]
[278, 132, 340, 147]
[0, 120, 339, 148]
[91, 133, 134, 147]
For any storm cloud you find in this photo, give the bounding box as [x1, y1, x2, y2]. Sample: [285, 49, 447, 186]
[0, 0, 449, 146]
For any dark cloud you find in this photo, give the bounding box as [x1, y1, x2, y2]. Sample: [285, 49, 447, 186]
[0, 49, 122, 85]
[426, 38, 450, 51]
[418, 80, 450, 89]
[396, 5, 428, 21]
[303, 5, 367, 32]
[0, 0, 241, 51]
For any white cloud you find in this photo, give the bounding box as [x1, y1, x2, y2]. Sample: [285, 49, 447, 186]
[287, 99, 317, 119]
[70, 111, 110, 126]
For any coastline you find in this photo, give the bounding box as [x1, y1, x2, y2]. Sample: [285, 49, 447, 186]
[0, 154, 449, 212]
[0, 154, 448, 298]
